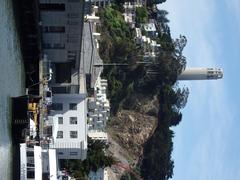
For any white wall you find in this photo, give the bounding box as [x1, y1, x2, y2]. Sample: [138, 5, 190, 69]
[49, 94, 87, 160]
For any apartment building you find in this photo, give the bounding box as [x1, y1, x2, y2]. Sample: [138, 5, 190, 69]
[49, 94, 88, 160]
[39, 0, 88, 160]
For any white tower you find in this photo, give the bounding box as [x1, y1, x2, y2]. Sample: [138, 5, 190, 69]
[178, 68, 223, 80]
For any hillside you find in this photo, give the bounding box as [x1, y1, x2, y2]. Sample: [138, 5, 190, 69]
[98, 1, 189, 179]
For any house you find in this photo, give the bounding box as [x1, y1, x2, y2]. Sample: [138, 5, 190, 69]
[143, 22, 157, 37]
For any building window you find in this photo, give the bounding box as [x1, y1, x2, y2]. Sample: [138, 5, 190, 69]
[43, 26, 65, 33]
[57, 131, 63, 138]
[70, 117, 77, 124]
[52, 103, 63, 111]
[67, 13, 80, 18]
[53, 43, 65, 49]
[67, 51, 77, 68]
[52, 87, 68, 94]
[58, 152, 64, 155]
[58, 117, 63, 124]
[67, 51, 77, 61]
[70, 152, 78, 156]
[68, 0, 80, 2]
[69, 103, 77, 110]
[70, 131, 78, 138]
[39, 3, 65, 11]
[42, 43, 65, 49]
[42, 43, 51, 49]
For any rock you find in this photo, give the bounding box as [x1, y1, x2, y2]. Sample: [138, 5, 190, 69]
[107, 110, 157, 163]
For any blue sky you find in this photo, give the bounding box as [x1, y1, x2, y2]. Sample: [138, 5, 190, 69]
[159, 0, 240, 179]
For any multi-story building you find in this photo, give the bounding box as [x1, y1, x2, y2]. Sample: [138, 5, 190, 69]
[20, 143, 58, 180]
[48, 94, 88, 160]
[39, 0, 88, 160]
[39, 0, 85, 94]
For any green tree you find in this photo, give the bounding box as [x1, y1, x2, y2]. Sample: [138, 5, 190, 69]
[173, 35, 188, 74]
[157, 10, 169, 24]
[135, 7, 148, 26]
[170, 111, 182, 126]
[147, 0, 167, 7]
[60, 138, 115, 179]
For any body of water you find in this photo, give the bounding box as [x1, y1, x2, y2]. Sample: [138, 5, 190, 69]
[0, 0, 24, 179]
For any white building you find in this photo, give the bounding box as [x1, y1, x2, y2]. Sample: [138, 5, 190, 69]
[49, 94, 88, 160]
[122, 1, 142, 28]
[135, 27, 161, 58]
[88, 76, 110, 131]
[143, 22, 157, 37]
[20, 144, 58, 180]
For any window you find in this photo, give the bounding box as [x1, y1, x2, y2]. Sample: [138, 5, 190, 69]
[40, 3, 65, 11]
[42, 43, 51, 49]
[58, 152, 64, 155]
[70, 152, 78, 156]
[67, 51, 77, 61]
[68, 0, 80, 2]
[69, 103, 77, 110]
[67, 13, 80, 18]
[52, 87, 68, 94]
[70, 131, 78, 138]
[67, 51, 77, 68]
[42, 43, 65, 49]
[70, 117, 77, 124]
[67, 20, 79, 25]
[57, 131, 63, 138]
[53, 43, 65, 49]
[52, 103, 63, 111]
[58, 117, 63, 124]
[55, 63, 71, 83]
[43, 26, 65, 33]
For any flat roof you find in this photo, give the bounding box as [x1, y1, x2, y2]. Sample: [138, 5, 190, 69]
[81, 22, 103, 88]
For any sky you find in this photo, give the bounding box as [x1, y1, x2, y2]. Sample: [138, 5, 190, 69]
[159, 0, 240, 179]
